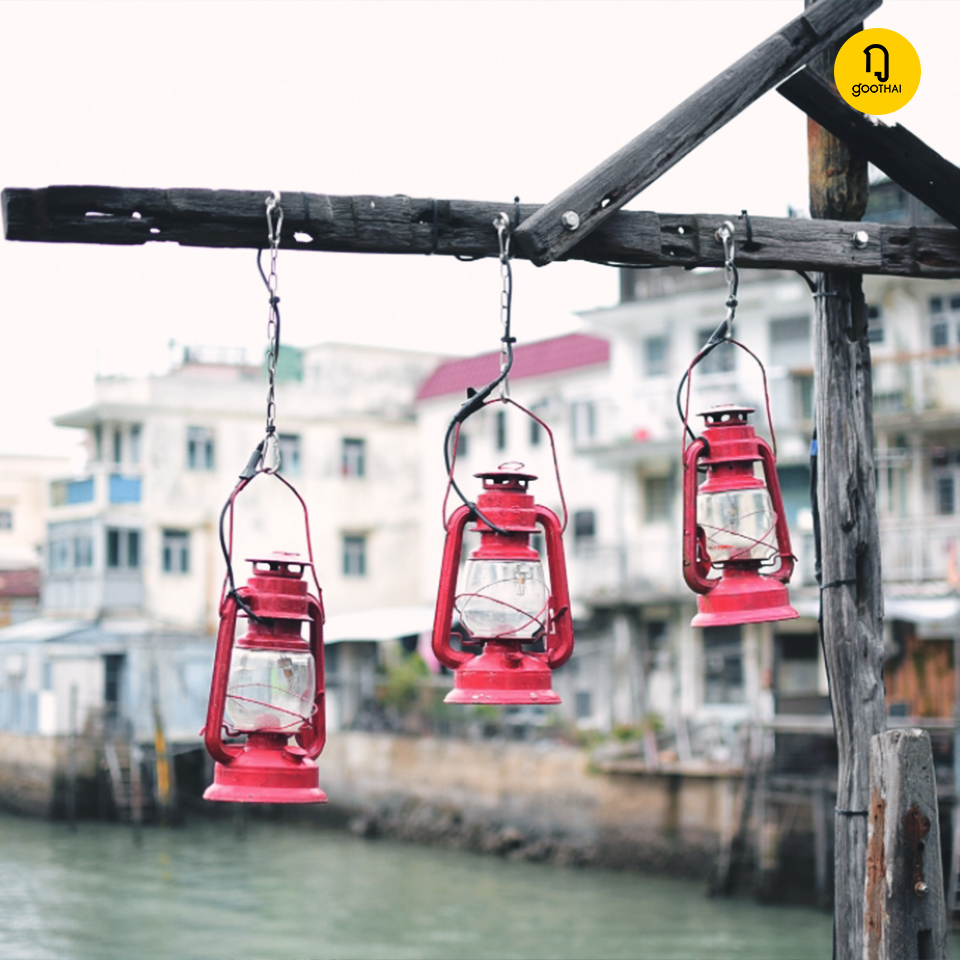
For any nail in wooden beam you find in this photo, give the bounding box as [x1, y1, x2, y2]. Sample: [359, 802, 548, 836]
[512, 0, 882, 267]
[778, 68, 960, 232]
[865, 729, 947, 960]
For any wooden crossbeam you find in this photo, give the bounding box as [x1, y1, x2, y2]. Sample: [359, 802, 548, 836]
[511, 0, 882, 266]
[4, 186, 960, 277]
[778, 68, 960, 232]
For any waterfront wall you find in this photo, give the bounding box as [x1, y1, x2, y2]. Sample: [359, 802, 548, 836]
[0, 731, 99, 817]
[317, 733, 739, 877]
[0, 728, 743, 880]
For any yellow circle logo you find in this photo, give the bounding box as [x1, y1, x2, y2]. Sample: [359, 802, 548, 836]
[835, 28, 920, 114]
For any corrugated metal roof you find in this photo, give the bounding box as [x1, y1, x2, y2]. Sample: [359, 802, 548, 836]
[416, 333, 609, 401]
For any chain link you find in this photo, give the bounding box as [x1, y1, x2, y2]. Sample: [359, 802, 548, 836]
[494, 212, 513, 399]
[715, 220, 739, 338]
[262, 192, 283, 472]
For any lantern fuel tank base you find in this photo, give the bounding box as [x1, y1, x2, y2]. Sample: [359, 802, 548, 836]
[691, 567, 799, 628]
[444, 642, 562, 706]
[204, 733, 327, 805]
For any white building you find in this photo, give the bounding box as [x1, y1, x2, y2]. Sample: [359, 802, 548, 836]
[45, 342, 441, 632]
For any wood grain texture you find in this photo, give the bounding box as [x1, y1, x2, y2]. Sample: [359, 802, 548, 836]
[814, 270, 887, 960]
[511, 0, 882, 266]
[5, 186, 960, 276]
[779, 69, 960, 231]
[865, 730, 947, 960]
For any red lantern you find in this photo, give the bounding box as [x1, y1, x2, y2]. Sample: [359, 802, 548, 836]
[204, 552, 327, 804]
[432, 467, 574, 704]
[682, 405, 798, 627]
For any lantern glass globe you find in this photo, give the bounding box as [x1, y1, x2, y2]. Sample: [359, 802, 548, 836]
[225, 648, 316, 733]
[697, 487, 778, 563]
[456, 558, 549, 640]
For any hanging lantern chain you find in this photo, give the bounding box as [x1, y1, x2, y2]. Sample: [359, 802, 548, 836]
[257, 191, 284, 473]
[675, 220, 776, 456]
[495, 212, 514, 400]
[216, 193, 321, 622]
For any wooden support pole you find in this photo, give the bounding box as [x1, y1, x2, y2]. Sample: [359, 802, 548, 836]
[806, 11, 887, 958]
[4, 186, 960, 277]
[778, 69, 960, 232]
[865, 729, 947, 960]
[512, 0, 881, 266]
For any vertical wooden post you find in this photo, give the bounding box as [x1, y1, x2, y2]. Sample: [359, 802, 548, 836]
[865, 729, 947, 960]
[66, 684, 78, 830]
[805, 4, 886, 957]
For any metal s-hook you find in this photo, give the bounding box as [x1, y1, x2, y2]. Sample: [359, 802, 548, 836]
[266, 191, 283, 248]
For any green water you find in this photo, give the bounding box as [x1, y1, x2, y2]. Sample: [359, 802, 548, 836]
[0, 811, 844, 960]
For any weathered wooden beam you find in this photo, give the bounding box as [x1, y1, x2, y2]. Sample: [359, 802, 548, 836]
[511, 0, 882, 267]
[779, 68, 960, 232]
[865, 729, 947, 960]
[5, 186, 960, 277]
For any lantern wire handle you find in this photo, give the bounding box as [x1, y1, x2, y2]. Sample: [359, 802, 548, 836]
[675, 220, 777, 459]
[442, 396, 569, 535]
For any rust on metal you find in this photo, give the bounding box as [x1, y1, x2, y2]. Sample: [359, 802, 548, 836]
[865, 790, 886, 960]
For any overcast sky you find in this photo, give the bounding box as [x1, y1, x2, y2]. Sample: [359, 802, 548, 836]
[1, 0, 955, 459]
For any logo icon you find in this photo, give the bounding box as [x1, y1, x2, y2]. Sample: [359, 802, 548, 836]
[835, 28, 920, 115]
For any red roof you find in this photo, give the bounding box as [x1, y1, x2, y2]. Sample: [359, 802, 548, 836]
[417, 333, 609, 401]
[0, 568, 40, 599]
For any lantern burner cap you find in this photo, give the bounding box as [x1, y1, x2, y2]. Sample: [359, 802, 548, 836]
[698, 404, 755, 425]
[475, 462, 538, 488]
[245, 552, 314, 577]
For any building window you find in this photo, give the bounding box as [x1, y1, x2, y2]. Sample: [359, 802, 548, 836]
[106, 528, 141, 569]
[93, 423, 103, 462]
[644, 476, 672, 521]
[73, 535, 93, 568]
[936, 476, 955, 515]
[573, 510, 596, 549]
[644, 336, 667, 376]
[456, 432, 469, 458]
[697, 328, 736, 374]
[130, 424, 142, 465]
[0, 510, 11, 531]
[187, 427, 215, 470]
[278, 434, 301, 476]
[575, 690, 593, 720]
[162, 530, 190, 574]
[108, 474, 142, 504]
[867, 305, 884, 344]
[571, 401, 596, 444]
[769, 316, 811, 369]
[342, 438, 365, 478]
[703, 625, 744, 704]
[112, 428, 123, 465]
[529, 418, 541, 447]
[929, 294, 960, 354]
[495, 410, 507, 451]
[342, 535, 367, 577]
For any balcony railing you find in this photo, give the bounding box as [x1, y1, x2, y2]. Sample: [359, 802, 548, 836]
[880, 517, 960, 583]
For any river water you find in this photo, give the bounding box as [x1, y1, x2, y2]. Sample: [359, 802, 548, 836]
[0, 810, 860, 960]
